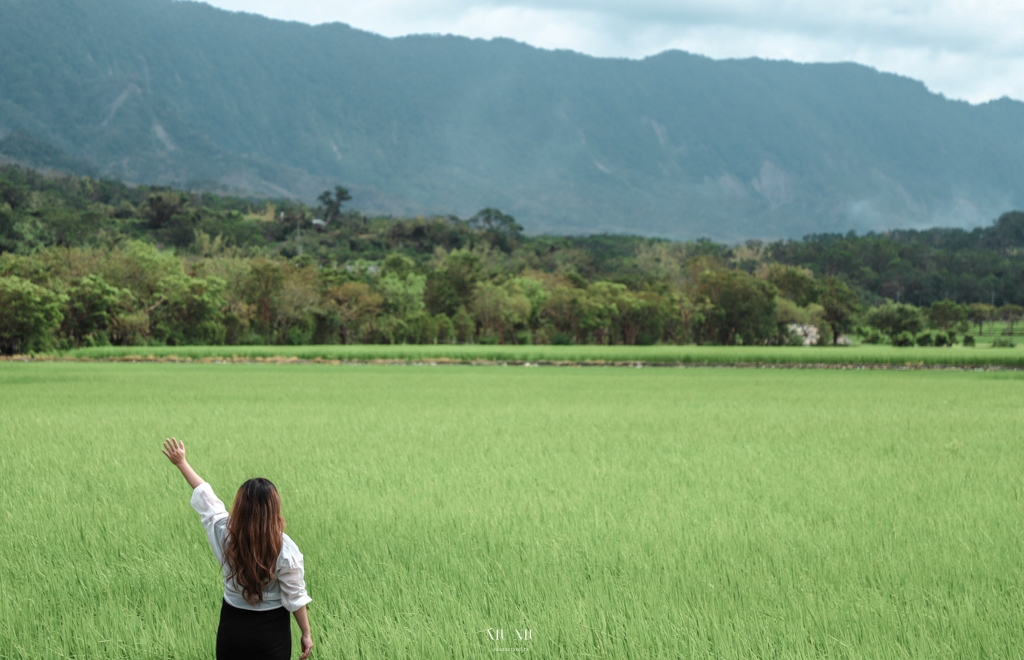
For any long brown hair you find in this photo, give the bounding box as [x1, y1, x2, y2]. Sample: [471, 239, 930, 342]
[224, 478, 285, 606]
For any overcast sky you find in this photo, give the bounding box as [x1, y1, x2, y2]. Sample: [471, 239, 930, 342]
[199, 0, 1024, 104]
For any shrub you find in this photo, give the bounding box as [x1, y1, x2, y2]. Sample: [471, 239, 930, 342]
[962, 334, 975, 347]
[866, 303, 924, 340]
[933, 331, 950, 347]
[477, 333, 500, 345]
[992, 336, 1016, 348]
[915, 332, 933, 347]
[435, 314, 454, 344]
[861, 330, 883, 344]
[551, 331, 574, 345]
[893, 331, 915, 347]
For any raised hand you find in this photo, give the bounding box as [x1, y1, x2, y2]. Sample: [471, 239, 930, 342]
[162, 437, 187, 465]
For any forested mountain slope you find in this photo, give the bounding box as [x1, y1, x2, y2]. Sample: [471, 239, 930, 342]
[1, 0, 1023, 240]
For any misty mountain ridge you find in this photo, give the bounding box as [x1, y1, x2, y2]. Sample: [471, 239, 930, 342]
[1, 0, 1023, 240]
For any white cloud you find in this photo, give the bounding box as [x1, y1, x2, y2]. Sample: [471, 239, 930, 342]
[198, 0, 1024, 102]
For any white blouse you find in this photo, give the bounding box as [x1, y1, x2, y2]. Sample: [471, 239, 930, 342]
[190, 482, 313, 612]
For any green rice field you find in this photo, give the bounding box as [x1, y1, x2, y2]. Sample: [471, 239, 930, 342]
[2, 362, 1024, 658]
[51, 342, 1024, 368]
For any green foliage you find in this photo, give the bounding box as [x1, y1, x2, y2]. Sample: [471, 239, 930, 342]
[928, 300, 967, 331]
[968, 303, 996, 334]
[820, 276, 860, 345]
[0, 275, 65, 353]
[866, 303, 925, 340]
[378, 270, 426, 319]
[962, 334, 976, 347]
[402, 311, 439, 345]
[893, 331, 916, 347]
[861, 329, 884, 344]
[764, 264, 821, 307]
[999, 304, 1024, 334]
[316, 186, 351, 225]
[149, 275, 227, 346]
[5, 165, 1024, 352]
[434, 314, 454, 344]
[471, 281, 531, 344]
[992, 336, 1016, 348]
[468, 208, 523, 252]
[452, 306, 475, 343]
[769, 214, 1024, 309]
[61, 274, 133, 347]
[695, 268, 777, 346]
[425, 250, 483, 316]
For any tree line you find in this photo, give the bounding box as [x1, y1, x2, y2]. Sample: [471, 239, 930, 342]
[1, 165, 1023, 354]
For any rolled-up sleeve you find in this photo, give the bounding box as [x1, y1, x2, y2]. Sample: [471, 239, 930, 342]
[190, 482, 229, 562]
[278, 534, 313, 612]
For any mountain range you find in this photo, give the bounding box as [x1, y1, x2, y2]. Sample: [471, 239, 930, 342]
[1, 0, 1023, 240]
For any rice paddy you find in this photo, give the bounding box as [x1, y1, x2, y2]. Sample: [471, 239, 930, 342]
[1, 362, 1023, 659]
[50, 342, 1024, 368]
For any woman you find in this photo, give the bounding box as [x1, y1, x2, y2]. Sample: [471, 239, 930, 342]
[162, 437, 314, 660]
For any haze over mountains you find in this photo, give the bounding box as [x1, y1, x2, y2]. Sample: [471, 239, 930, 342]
[1, 0, 1023, 240]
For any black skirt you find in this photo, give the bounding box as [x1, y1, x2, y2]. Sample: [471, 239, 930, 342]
[216, 599, 291, 660]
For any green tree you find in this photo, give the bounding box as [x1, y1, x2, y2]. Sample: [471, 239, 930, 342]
[820, 276, 860, 345]
[695, 268, 777, 345]
[508, 276, 550, 333]
[378, 267, 426, 319]
[865, 302, 924, 340]
[435, 314, 454, 343]
[425, 249, 482, 316]
[61, 274, 133, 347]
[244, 259, 285, 339]
[675, 293, 710, 345]
[452, 305, 475, 343]
[39, 207, 103, 246]
[927, 300, 967, 332]
[618, 290, 673, 345]
[0, 206, 16, 252]
[469, 208, 523, 252]
[316, 185, 352, 224]
[470, 281, 531, 343]
[1000, 304, 1024, 334]
[968, 303, 996, 335]
[324, 282, 383, 344]
[586, 281, 630, 345]
[0, 275, 65, 354]
[541, 285, 588, 344]
[381, 252, 416, 280]
[403, 311, 439, 344]
[764, 264, 821, 307]
[150, 275, 227, 345]
[143, 191, 198, 248]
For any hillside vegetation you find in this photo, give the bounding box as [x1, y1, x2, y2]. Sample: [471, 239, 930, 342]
[1, 0, 1023, 238]
[2, 166, 1023, 354]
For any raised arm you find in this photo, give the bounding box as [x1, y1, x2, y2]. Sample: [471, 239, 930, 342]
[161, 437, 204, 489]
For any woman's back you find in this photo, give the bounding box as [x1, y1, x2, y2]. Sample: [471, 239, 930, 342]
[190, 482, 311, 612]
[162, 437, 314, 660]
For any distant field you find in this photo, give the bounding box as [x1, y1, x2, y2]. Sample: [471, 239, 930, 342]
[2, 362, 1024, 658]
[53, 343, 1024, 368]
[967, 322, 1022, 345]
